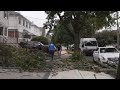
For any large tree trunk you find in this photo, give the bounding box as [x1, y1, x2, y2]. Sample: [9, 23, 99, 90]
[74, 31, 80, 51]
[116, 54, 120, 79]
[67, 44, 69, 50]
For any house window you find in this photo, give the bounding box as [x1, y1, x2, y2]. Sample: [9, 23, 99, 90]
[4, 11, 8, 19]
[4, 28, 7, 36]
[26, 22, 28, 28]
[0, 27, 3, 35]
[19, 17, 21, 24]
[28, 23, 29, 28]
[29, 24, 31, 29]
[23, 19, 25, 26]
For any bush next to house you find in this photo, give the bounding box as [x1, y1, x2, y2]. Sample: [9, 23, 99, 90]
[31, 36, 49, 45]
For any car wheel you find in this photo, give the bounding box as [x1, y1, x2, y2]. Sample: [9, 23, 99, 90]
[98, 58, 103, 64]
[98, 58, 100, 62]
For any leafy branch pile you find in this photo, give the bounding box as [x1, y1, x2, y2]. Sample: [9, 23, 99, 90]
[0, 44, 47, 72]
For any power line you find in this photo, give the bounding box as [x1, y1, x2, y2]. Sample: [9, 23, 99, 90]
[24, 16, 47, 21]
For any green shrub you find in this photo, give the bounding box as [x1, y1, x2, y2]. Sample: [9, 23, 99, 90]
[31, 36, 49, 45]
[42, 45, 49, 53]
[71, 52, 85, 61]
[0, 44, 47, 71]
[0, 44, 16, 67]
[11, 49, 46, 71]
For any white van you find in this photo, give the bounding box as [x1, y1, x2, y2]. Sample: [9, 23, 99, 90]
[80, 38, 98, 55]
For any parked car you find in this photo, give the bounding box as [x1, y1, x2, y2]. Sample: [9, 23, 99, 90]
[29, 41, 44, 49]
[19, 42, 27, 48]
[20, 41, 44, 50]
[93, 46, 119, 65]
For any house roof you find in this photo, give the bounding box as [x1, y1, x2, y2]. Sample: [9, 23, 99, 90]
[9, 11, 32, 23]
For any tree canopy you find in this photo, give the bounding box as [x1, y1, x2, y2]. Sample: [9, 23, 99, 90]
[45, 11, 116, 50]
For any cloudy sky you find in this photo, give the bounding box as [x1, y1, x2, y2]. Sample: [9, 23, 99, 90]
[19, 11, 47, 27]
[18, 11, 120, 32]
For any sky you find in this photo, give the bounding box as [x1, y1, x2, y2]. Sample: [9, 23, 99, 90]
[19, 11, 47, 27]
[18, 11, 120, 33]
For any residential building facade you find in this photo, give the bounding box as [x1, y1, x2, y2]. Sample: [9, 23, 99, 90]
[8, 11, 32, 43]
[0, 11, 45, 45]
[30, 22, 42, 39]
[0, 11, 9, 43]
[42, 27, 46, 37]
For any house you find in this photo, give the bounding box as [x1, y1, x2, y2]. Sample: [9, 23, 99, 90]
[41, 27, 46, 37]
[0, 11, 9, 43]
[1, 11, 45, 46]
[30, 22, 43, 39]
[8, 11, 32, 43]
[46, 33, 52, 42]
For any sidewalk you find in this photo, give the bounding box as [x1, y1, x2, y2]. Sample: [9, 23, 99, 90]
[54, 46, 72, 60]
[0, 69, 50, 79]
[48, 70, 114, 79]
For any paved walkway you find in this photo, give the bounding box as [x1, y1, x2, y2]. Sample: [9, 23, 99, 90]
[0, 69, 114, 79]
[46, 46, 71, 61]
[48, 70, 114, 79]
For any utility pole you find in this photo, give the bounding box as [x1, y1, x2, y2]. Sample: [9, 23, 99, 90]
[117, 11, 119, 49]
[116, 11, 120, 79]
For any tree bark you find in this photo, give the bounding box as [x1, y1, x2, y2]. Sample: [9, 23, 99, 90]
[67, 43, 69, 50]
[74, 31, 80, 51]
[116, 54, 120, 79]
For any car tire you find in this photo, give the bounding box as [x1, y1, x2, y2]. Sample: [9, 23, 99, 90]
[98, 58, 103, 64]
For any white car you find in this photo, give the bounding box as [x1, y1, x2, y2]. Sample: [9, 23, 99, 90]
[93, 46, 119, 65]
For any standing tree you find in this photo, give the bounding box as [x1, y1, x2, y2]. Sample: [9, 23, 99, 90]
[45, 11, 115, 51]
[51, 22, 74, 49]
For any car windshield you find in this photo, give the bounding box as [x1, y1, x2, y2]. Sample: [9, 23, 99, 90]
[85, 41, 97, 46]
[100, 48, 118, 53]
